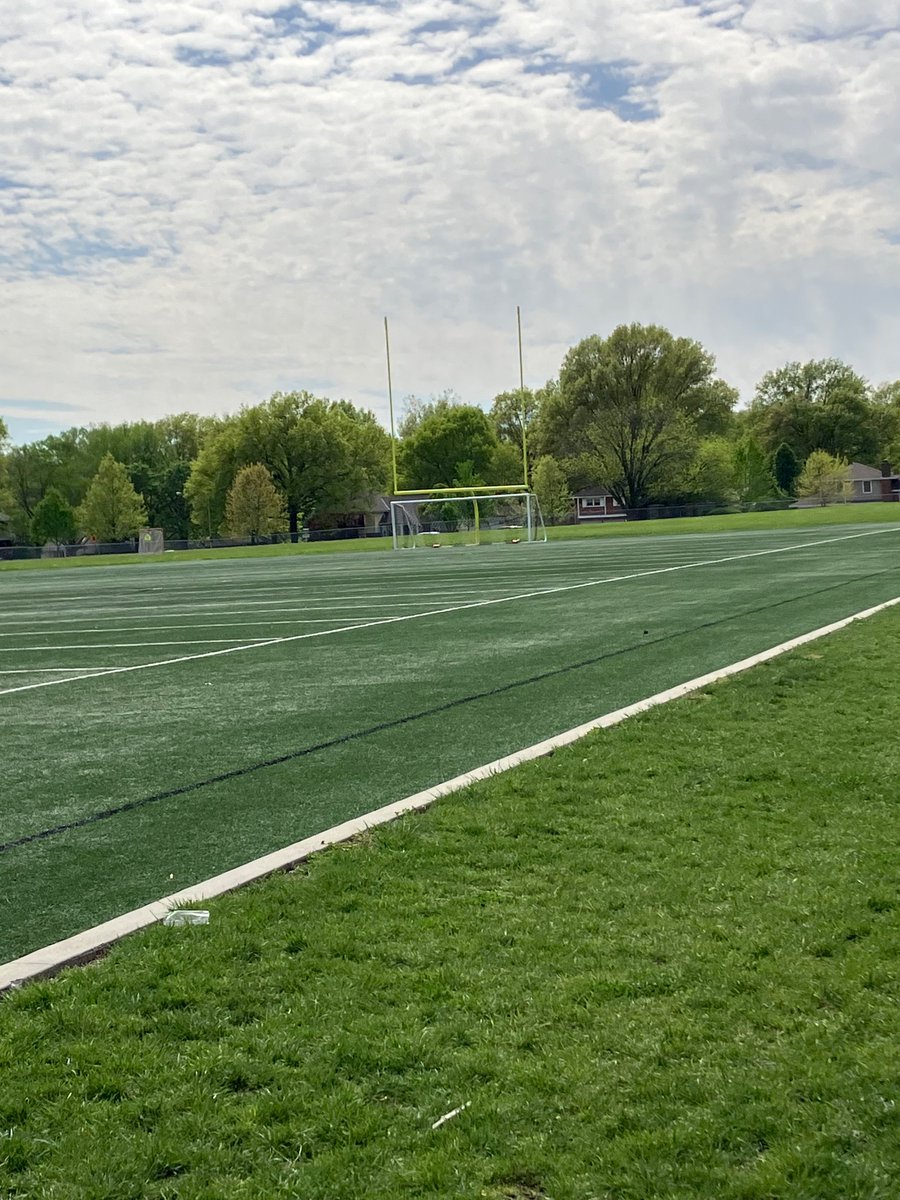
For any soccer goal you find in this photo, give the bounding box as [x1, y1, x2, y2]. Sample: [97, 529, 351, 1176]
[390, 492, 546, 549]
[138, 527, 165, 554]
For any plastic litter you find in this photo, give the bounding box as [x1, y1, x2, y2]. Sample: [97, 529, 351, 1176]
[163, 910, 210, 927]
[431, 1102, 470, 1130]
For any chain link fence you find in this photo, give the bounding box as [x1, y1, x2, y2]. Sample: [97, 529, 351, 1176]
[0, 499, 809, 561]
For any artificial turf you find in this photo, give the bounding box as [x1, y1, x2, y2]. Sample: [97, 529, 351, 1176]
[1, 599, 898, 1198]
[3, 522, 900, 963]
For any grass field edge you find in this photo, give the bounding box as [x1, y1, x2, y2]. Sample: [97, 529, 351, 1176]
[4, 589, 900, 994]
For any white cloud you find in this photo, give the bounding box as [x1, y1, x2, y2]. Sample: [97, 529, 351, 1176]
[0, 0, 898, 441]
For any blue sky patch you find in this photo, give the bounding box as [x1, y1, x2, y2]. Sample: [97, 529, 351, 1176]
[524, 59, 659, 121]
[11, 238, 150, 278]
[175, 45, 254, 69]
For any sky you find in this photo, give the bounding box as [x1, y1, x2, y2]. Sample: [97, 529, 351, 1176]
[1, 0, 899, 444]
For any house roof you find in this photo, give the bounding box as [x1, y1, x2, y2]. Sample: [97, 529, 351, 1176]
[572, 486, 613, 499]
[847, 462, 884, 480]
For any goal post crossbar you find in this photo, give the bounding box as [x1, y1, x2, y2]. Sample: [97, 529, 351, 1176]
[394, 484, 528, 496]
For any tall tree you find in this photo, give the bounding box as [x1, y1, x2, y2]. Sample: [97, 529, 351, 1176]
[30, 488, 77, 548]
[224, 464, 287, 541]
[186, 393, 390, 538]
[397, 390, 462, 439]
[532, 455, 571, 522]
[773, 442, 801, 495]
[749, 359, 881, 462]
[544, 324, 736, 510]
[683, 437, 736, 506]
[732, 437, 777, 504]
[400, 404, 498, 490]
[5, 441, 60, 526]
[77, 453, 148, 542]
[797, 451, 848, 507]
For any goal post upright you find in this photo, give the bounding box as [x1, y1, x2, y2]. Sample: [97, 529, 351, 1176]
[517, 304, 529, 489]
[384, 316, 400, 496]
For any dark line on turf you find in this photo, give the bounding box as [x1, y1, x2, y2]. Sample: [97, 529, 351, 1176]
[3, 566, 899, 855]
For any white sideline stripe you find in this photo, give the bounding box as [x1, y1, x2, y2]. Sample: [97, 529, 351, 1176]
[2, 525, 898, 699]
[2, 592, 898, 993]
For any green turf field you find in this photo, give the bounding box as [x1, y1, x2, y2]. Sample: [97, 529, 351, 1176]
[3, 520, 900, 964]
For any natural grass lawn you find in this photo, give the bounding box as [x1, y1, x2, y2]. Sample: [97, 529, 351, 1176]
[2, 613, 900, 1198]
[3, 501, 899, 570]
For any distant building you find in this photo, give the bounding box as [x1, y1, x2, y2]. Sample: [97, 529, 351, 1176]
[846, 462, 900, 502]
[0, 511, 13, 546]
[571, 487, 627, 523]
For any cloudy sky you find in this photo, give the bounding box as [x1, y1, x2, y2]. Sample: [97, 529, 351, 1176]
[1, 0, 898, 443]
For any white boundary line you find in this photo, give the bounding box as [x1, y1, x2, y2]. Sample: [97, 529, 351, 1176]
[2, 592, 898, 994]
[2, 525, 897, 699]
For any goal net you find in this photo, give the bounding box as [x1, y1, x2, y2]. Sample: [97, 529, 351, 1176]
[390, 492, 546, 549]
[138, 527, 165, 554]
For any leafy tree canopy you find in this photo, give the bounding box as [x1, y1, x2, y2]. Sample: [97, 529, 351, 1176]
[797, 450, 849, 507]
[186, 393, 390, 536]
[224, 464, 287, 540]
[77, 453, 148, 542]
[532, 455, 571, 522]
[749, 359, 890, 464]
[773, 442, 801, 496]
[543, 323, 736, 510]
[733, 436, 777, 504]
[31, 488, 77, 547]
[400, 403, 498, 490]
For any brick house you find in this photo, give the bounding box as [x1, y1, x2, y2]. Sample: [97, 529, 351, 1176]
[846, 462, 900, 502]
[572, 487, 627, 523]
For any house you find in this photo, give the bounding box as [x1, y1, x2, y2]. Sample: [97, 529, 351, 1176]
[306, 494, 394, 540]
[572, 487, 627, 523]
[0, 511, 13, 546]
[846, 462, 900, 502]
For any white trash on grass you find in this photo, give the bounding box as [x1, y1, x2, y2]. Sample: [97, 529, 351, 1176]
[163, 910, 210, 927]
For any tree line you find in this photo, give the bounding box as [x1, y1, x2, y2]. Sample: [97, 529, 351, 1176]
[2, 323, 899, 545]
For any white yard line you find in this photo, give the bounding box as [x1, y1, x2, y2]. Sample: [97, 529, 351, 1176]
[2, 525, 898, 700]
[0, 668, 113, 674]
[0, 618, 395, 637]
[3, 590, 897, 992]
[0, 639, 277, 652]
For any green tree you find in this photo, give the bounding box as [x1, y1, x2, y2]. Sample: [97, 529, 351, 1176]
[0, 418, 12, 532]
[683, 437, 736, 506]
[732, 437, 777, 504]
[489, 388, 541, 476]
[749, 360, 881, 462]
[491, 440, 526, 486]
[773, 442, 801, 495]
[186, 394, 390, 538]
[532, 455, 571, 522]
[77, 453, 148, 542]
[543, 324, 736, 510]
[224, 464, 287, 541]
[400, 404, 498, 490]
[4, 440, 60, 532]
[797, 451, 849, 507]
[30, 488, 77, 548]
[397, 390, 461, 439]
